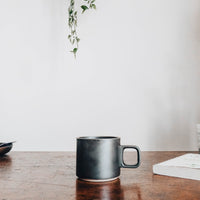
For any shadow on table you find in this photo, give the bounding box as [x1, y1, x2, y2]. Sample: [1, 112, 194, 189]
[0, 155, 12, 167]
[76, 178, 142, 200]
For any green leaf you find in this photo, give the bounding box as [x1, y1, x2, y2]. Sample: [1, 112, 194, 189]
[76, 37, 80, 43]
[70, 48, 78, 53]
[92, 4, 96, 9]
[73, 48, 78, 53]
[70, 48, 78, 58]
[81, 5, 89, 13]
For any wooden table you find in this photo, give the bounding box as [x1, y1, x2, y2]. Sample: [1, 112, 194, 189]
[0, 151, 200, 200]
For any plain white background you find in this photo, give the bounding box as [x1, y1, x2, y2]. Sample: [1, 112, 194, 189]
[0, 0, 200, 151]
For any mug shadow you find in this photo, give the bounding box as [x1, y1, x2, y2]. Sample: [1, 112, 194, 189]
[76, 178, 124, 200]
[76, 178, 142, 200]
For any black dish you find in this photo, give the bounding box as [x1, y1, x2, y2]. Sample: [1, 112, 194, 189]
[0, 142, 14, 156]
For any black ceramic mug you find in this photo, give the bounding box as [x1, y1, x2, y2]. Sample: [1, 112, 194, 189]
[76, 136, 140, 181]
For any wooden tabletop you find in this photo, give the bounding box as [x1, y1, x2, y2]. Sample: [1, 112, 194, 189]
[0, 151, 200, 200]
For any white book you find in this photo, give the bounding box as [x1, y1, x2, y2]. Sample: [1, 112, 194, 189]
[153, 153, 200, 181]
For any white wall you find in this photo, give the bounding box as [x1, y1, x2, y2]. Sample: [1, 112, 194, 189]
[0, 0, 200, 151]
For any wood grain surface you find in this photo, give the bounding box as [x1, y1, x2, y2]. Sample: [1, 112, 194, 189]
[0, 151, 200, 200]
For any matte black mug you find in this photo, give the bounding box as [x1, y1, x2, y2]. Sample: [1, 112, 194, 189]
[76, 136, 140, 181]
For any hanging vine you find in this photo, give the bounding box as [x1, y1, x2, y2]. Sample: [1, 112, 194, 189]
[68, 0, 96, 58]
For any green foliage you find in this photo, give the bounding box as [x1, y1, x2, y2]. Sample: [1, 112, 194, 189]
[81, 0, 96, 13]
[68, 0, 96, 58]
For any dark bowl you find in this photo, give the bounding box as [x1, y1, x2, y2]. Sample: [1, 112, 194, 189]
[0, 143, 13, 156]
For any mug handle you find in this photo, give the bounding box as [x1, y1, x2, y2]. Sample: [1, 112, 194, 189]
[119, 145, 141, 168]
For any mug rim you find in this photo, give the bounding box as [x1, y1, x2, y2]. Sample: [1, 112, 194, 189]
[77, 136, 120, 140]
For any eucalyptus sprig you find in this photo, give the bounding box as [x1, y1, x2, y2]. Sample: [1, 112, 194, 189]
[68, 0, 96, 58]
